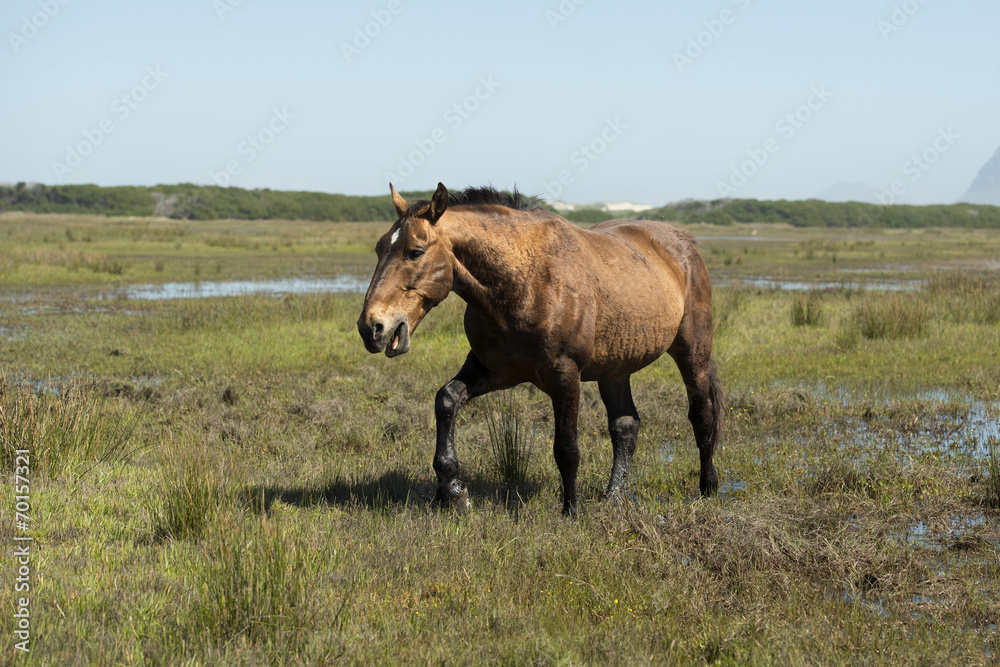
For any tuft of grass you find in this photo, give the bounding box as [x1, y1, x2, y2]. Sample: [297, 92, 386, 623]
[987, 437, 1000, 509]
[713, 285, 750, 336]
[195, 511, 319, 646]
[485, 392, 533, 488]
[926, 271, 1000, 324]
[850, 293, 930, 340]
[0, 375, 138, 478]
[151, 447, 221, 542]
[791, 292, 823, 327]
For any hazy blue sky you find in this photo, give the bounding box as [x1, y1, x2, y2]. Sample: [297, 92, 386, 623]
[2, 0, 998, 205]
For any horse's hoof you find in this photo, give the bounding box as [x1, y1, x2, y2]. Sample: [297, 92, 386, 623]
[436, 485, 472, 513]
[452, 487, 472, 513]
[604, 487, 628, 505]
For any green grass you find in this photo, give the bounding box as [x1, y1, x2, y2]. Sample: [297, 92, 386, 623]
[988, 438, 1000, 510]
[0, 374, 139, 479]
[850, 292, 931, 340]
[790, 291, 823, 327]
[485, 392, 534, 490]
[1, 216, 999, 664]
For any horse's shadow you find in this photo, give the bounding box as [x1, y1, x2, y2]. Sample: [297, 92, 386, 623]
[244, 468, 545, 516]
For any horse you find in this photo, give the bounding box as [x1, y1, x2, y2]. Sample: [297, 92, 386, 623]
[357, 183, 722, 516]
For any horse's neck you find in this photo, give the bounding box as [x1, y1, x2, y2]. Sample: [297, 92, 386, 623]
[445, 208, 537, 317]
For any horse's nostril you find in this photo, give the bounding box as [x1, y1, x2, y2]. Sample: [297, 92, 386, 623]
[373, 322, 384, 338]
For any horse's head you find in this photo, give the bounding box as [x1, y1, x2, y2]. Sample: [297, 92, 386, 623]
[357, 182, 454, 357]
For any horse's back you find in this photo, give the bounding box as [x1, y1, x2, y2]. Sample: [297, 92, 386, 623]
[590, 218, 702, 275]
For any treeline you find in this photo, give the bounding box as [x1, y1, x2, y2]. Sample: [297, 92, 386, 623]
[643, 198, 1000, 228]
[560, 198, 1000, 228]
[3, 182, 999, 228]
[0, 182, 433, 222]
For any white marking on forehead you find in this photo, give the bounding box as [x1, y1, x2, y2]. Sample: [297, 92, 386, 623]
[390, 229, 401, 246]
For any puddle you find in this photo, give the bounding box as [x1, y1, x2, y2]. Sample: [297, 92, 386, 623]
[111, 276, 369, 300]
[2, 373, 165, 397]
[0, 325, 26, 342]
[702, 235, 790, 242]
[717, 480, 746, 500]
[766, 382, 1000, 461]
[904, 516, 995, 551]
[720, 277, 922, 291]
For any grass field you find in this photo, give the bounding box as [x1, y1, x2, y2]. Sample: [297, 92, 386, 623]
[2, 212, 999, 665]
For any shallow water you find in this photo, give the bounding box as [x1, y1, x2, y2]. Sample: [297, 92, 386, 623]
[720, 276, 922, 291]
[767, 382, 1000, 460]
[114, 276, 369, 300]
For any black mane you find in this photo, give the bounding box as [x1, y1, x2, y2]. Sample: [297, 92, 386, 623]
[447, 185, 542, 211]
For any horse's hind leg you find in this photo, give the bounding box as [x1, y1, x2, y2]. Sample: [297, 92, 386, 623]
[669, 332, 723, 497]
[598, 376, 640, 499]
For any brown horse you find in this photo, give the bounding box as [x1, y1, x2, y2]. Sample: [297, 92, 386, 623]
[358, 183, 722, 516]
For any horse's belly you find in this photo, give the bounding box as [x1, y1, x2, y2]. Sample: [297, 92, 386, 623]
[583, 317, 678, 380]
[582, 283, 684, 380]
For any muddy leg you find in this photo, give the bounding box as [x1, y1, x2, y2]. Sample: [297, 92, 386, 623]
[547, 363, 582, 517]
[598, 376, 640, 499]
[671, 352, 721, 497]
[434, 352, 509, 509]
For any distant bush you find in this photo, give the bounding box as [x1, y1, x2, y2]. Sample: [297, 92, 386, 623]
[558, 209, 619, 224]
[5, 183, 1000, 227]
[644, 198, 1000, 229]
[0, 183, 436, 222]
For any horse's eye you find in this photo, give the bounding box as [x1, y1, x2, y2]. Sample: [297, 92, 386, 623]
[408, 248, 425, 260]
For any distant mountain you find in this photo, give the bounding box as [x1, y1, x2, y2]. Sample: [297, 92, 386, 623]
[815, 182, 880, 204]
[962, 146, 1000, 205]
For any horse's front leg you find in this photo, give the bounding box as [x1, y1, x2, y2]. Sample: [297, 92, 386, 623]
[434, 352, 508, 509]
[547, 363, 583, 517]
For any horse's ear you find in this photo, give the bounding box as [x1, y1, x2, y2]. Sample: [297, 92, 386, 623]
[429, 182, 448, 223]
[389, 183, 408, 218]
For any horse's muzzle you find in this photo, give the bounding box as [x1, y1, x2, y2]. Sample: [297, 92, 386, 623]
[358, 313, 410, 357]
